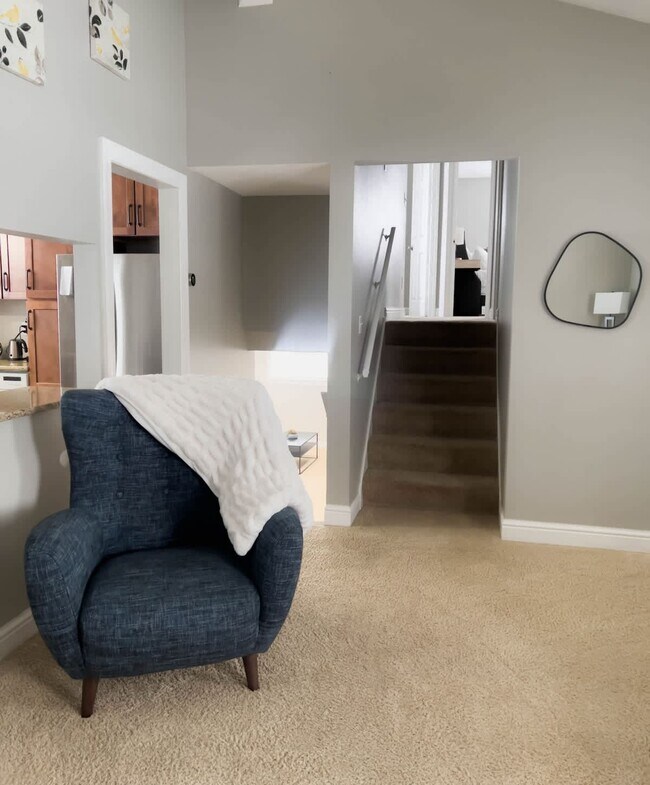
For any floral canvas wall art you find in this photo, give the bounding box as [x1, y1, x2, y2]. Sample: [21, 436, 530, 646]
[0, 1, 45, 85]
[89, 0, 130, 80]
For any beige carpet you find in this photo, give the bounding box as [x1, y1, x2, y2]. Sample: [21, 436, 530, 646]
[1, 515, 649, 785]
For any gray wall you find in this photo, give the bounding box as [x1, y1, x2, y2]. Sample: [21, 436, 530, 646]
[188, 174, 254, 378]
[0, 411, 69, 627]
[0, 0, 190, 628]
[349, 166, 407, 499]
[186, 0, 650, 528]
[242, 196, 329, 352]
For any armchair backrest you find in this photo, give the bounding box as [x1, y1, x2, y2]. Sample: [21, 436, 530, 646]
[61, 390, 226, 557]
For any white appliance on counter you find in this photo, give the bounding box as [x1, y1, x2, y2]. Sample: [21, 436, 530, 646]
[113, 254, 163, 376]
[0, 372, 28, 390]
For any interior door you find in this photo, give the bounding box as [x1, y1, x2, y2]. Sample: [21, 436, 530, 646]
[27, 240, 72, 299]
[408, 164, 434, 318]
[134, 182, 160, 237]
[112, 174, 136, 237]
[27, 300, 60, 385]
[0, 235, 28, 299]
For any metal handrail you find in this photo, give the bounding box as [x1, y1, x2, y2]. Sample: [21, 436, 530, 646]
[358, 227, 396, 379]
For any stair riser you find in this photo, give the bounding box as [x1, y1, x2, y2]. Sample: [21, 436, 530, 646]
[382, 347, 496, 376]
[385, 322, 496, 348]
[368, 439, 498, 476]
[378, 375, 496, 406]
[374, 406, 498, 440]
[363, 475, 499, 514]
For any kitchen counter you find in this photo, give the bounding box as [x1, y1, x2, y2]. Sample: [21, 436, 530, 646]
[0, 386, 62, 423]
[0, 358, 29, 374]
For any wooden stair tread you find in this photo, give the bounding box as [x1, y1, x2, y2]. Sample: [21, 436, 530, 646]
[379, 372, 495, 383]
[384, 345, 496, 353]
[374, 401, 496, 414]
[369, 433, 497, 449]
[365, 467, 498, 489]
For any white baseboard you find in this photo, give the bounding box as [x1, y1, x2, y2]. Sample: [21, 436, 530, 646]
[325, 490, 363, 527]
[501, 518, 650, 554]
[0, 608, 36, 661]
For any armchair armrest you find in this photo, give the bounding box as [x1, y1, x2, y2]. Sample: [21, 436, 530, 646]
[247, 507, 303, 652]
[24, 509, 105, 679]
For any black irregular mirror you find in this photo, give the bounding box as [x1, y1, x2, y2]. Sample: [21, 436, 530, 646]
[544, 232, 642, 329]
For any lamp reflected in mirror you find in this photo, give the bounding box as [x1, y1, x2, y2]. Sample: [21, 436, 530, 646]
[544, 232, 642, 329]
[593, 291, 630, 329]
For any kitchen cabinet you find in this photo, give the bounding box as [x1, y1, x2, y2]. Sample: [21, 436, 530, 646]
[134, 181, 160, 236]
[0, 234, 28, 300]
[27, 300, 60, 386]
[112, 174, 159, 238]
[26, 239, 73, 300]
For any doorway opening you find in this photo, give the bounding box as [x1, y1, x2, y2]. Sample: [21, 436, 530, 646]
[0, 231, 76, 400]
[353, 159, 518, 528]
[99, 138, 189, 378]
[405, 160, 500, 320]
[193, 162, 331, 522]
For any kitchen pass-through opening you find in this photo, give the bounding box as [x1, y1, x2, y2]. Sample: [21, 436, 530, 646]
[0, 233, 76, 393]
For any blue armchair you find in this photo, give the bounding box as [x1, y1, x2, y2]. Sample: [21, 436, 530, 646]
[24, 390, 303, 717]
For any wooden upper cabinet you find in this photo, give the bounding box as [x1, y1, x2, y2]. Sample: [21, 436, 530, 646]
[112, 174, 159, 238]
[112, 173, 136, 237]
[26, 240, 73, 300]
[27, 300, 60, 386]
[134, 182, 160, 236]
[0, 234, 28, 300]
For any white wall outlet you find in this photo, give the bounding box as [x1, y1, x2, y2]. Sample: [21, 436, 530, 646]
[358, 316, 364, 334]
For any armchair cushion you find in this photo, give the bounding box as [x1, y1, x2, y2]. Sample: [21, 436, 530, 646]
[79, 546, 260, 678]
[25, 509, 105, 679]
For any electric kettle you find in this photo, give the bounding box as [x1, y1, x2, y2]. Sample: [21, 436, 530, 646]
[7, 334, 28, 361]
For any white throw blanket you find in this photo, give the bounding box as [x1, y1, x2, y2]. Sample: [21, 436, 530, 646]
[96, 375, 313, 555]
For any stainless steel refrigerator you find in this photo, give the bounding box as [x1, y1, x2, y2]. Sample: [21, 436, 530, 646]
[113, 254, 162, 376]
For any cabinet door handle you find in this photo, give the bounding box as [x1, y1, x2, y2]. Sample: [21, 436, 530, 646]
[128, 204, 134, 226]
[27, 309, 33, 331]
[137, 204, 143, 227]
[2, 271, 8, 292]
[26, 268, 33, 290]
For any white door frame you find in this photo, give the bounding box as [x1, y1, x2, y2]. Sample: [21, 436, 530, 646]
[437, 162, 457, 317]
[99, 137, 189, 378]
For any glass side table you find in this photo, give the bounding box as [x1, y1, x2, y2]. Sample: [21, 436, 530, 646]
[286, 432, 318, 474]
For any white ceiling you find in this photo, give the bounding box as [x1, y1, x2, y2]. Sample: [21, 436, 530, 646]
[194, 163, 330, 197]
[557, 0, 650, 24]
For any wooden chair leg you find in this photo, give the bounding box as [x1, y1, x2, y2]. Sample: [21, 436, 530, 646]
[242, 654, 259, 691]
[81, 677, 99, 718]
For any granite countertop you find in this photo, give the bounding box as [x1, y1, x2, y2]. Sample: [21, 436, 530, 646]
[0, 386, 62, 423]
[0, 358, 29, 374]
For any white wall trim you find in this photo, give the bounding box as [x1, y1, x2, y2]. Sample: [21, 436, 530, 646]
[501, 517, 650, 554]
[0, 609, 36, 661]
[385, 306, 407, 319]
[325, 490, 363, 527]
[99, 137, 189, 378]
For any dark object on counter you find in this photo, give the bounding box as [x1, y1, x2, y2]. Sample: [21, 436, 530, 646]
[453, 270, 482, 316]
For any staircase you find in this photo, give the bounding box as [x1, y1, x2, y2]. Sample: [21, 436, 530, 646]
[363, 321, 499, 516]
